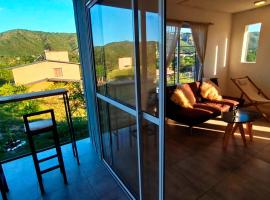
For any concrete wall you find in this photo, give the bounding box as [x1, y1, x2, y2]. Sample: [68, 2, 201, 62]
[228, 5, 270, 98]
[45, 51, 70, 62]
[166, 3, 232, 94]
[12, 61, 81, 85]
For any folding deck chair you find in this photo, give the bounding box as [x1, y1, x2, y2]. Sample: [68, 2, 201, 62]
[231, 76, 270, 122]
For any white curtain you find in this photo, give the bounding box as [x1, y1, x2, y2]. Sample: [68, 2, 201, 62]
[190, 23, 209, 80]
[166, 22, 183, 67]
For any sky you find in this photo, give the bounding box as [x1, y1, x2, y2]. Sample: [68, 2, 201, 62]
[248, 23, 261, 32]
[0, 1, 161, 45]
[0, 0, 76, 33]
[90, 5, 160, 46]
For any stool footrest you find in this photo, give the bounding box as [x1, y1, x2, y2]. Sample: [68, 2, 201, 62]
[38, 154, 58, 163]
[41, 165, 60, 174]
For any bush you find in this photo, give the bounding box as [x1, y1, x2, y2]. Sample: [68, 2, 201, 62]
[47, 82, 86, 115]
[0, 83, 39, 116]
[107, 68, 134, 80]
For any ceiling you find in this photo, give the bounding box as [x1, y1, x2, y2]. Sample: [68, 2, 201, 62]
[170, 0, 270, 13]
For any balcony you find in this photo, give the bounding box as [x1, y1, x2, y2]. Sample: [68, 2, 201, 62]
[1, 138, 127, 200]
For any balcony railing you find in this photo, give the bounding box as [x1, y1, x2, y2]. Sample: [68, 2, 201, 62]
[0, 87, 88, 163]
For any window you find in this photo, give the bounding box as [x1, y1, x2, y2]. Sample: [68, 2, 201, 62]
[53, 68, 63, 77]
[241, 23, 262, 63]
[167, 27, 197, 85]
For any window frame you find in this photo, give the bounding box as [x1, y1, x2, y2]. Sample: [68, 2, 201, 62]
[53, 67, 63, 77]
[241, 22, 262, 64]
[167, 25, 197, 86]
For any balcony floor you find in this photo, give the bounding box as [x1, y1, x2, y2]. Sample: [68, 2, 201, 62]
[2, 138, 128, 200]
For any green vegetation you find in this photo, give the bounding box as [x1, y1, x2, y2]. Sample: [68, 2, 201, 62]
[167, 33, 197, 85]
[0, 68, 13, 85]
[0, 29, 78, 57]
[181, 55, 195, 68]
[0, 82, 88, 161]
[94, 41, 157, 72]
[246, 50, 257, 62]
[246, 32, 260, 62]
[0, 29, 79, 72]
[0, 29, 87, 161]
[107, 68, 134, 80]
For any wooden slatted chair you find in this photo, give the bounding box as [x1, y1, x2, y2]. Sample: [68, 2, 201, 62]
[231, 76, 270, 122]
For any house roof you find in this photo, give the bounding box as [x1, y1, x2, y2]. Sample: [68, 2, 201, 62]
[10, 59, 80, 70]
[24, 78, 81, 86]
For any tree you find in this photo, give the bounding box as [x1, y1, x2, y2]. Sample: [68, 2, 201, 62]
[0, 83, 39, 116]
[0, 69, 13, 85]
[47, 82, 85, 116]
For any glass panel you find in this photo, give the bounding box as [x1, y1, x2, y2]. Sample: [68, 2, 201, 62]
[97, 99, 112, 164]
[142, 119, 159, 199]
[179, 28, 196, 84]
[246, 23, 261, 62]
[90, 1, 136, 107]
[98, 100, 139, 198]
[110, 105, 139, 197]
[138, 0, 160, 117]
[166, 26, 196, 85]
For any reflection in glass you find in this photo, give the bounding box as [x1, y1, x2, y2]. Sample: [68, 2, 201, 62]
[138, 0, 161, 116]
[142, 119, 159, 199]
[97, 99, 112, 164]
[98, 100, 139, 198]
[90, 1, 136, 107]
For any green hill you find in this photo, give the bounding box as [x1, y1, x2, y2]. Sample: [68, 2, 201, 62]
[0, 29, 158, 80]
[0, 29, 78, 56]
[94, 41, 158, 71]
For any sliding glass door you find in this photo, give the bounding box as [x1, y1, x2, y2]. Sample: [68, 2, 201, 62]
[90, 1, 139, 197]
[88, 0, 165, 199]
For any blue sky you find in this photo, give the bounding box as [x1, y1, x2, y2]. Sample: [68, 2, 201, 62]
[91, 5, 159, 46]
[248, 23, 261, 32]
[0, 1, 159, 45]
[0, 0, 76, 33]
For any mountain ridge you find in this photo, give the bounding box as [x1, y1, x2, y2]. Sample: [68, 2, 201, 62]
[0, 29, 78, 56]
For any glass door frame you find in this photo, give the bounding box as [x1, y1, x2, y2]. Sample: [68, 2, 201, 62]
[73, 0, 166, 199]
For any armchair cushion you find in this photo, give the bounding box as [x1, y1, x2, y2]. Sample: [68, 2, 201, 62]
[170, 88, 193, 109]
[200, 80, 222, 101]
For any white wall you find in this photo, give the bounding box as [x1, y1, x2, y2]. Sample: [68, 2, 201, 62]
[228, 5, 270, 99]
[167, 3, 232, 94]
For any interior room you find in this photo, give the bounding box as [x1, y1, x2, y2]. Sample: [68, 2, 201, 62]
[165, 0, 270, 199]
[2, 0, 270, 199]
[80, 0, 270, 199]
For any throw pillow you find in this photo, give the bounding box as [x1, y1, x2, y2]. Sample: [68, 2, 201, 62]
[178, 84, 196, 105]
[170, 88, 193, 109]
[200, 80, 222, 101]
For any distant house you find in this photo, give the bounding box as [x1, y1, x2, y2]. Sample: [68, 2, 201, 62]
[118, 57, 132, 70]
[12, 51, 81, 90]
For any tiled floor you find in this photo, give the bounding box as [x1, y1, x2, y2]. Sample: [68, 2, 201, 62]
[2, 138, 129, 200]
[165, 118, 270, 200]
[4, 118, 270, 200]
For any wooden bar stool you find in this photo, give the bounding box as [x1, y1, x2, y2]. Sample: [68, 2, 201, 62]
[23, 109, 67, 194]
